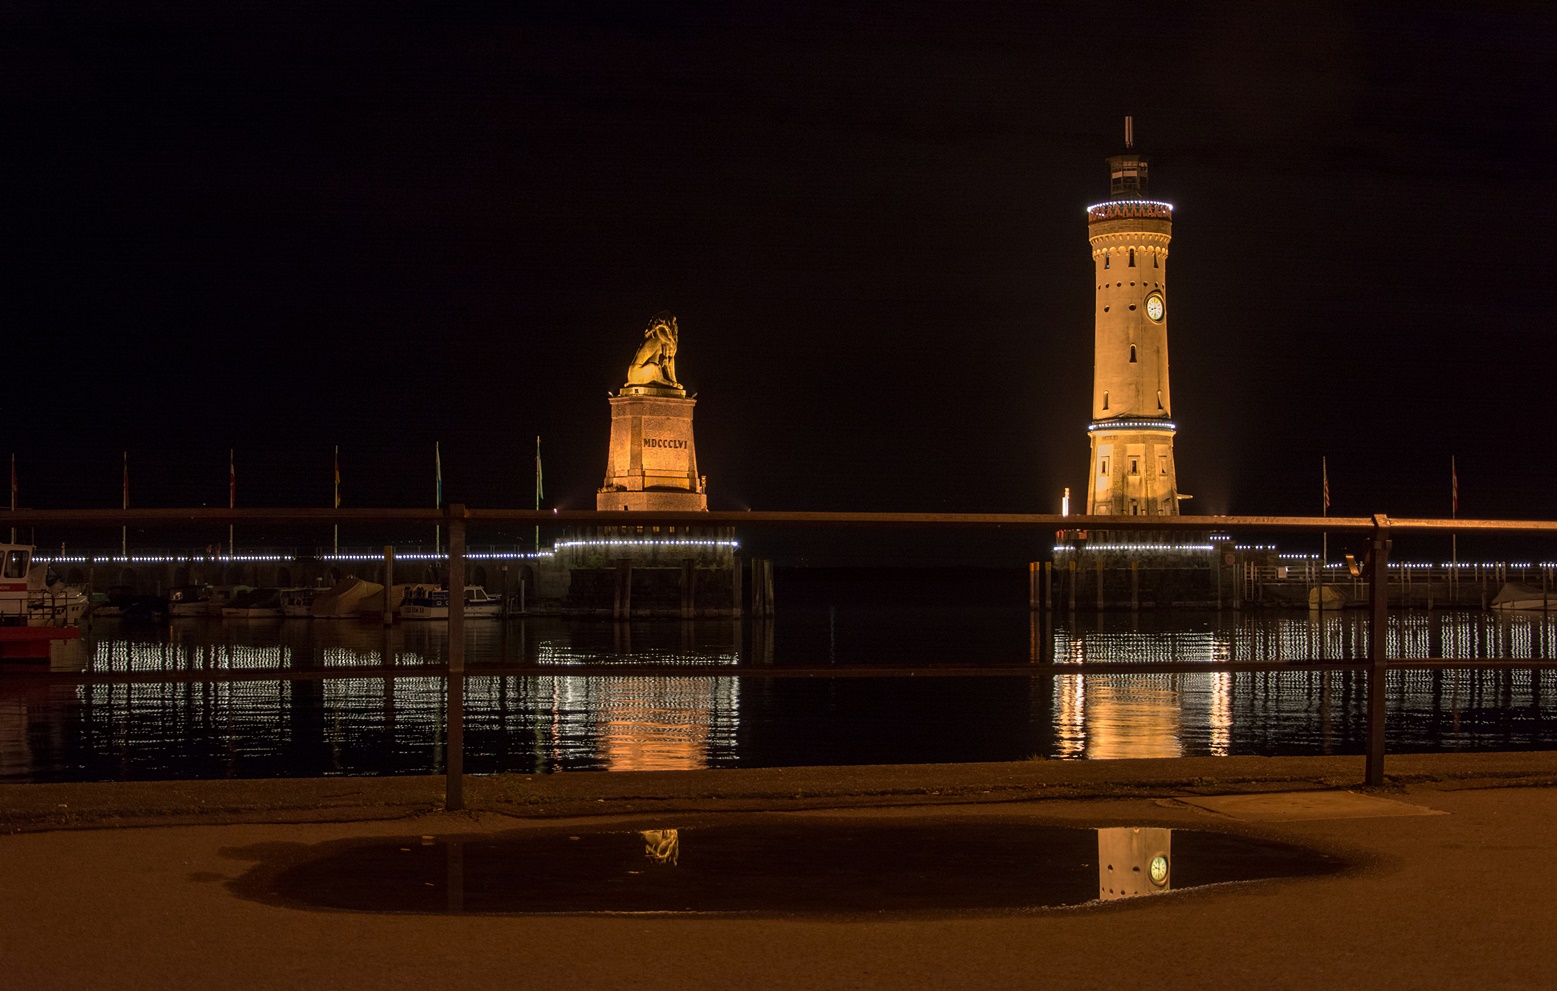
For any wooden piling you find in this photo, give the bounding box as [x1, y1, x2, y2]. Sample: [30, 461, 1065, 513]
[445, 505, 466, 812]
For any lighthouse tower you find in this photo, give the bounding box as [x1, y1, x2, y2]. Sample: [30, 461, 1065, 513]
[1085, 117, 1179, 517]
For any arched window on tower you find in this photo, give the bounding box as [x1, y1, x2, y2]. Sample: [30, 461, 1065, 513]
[1104, 253, 1110, 270]
[1129, 345, 1137, 363]
[1157, 390, 1164, 410]
[1103, 391, 1110, 410]
[1128, 248, 1135, 267]
[1153, 253, 1159, 268]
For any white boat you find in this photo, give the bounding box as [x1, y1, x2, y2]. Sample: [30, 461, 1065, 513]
[311, 577, 384, 619]
[400, 586, 503, 620]
[26, 562, 88, 626]
[281, 587, 319, 618]
[1490, 582, 1554, 612]
[167, 584, 212, 618]
[0, 542, 83, 660]
[222, 587, 284, 619]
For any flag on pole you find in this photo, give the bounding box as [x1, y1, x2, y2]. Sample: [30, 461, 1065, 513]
[334, 445, 341, 509]
[1451, 456, 1458, 517]
[122, 451, 129, 510]
[435, 442, 443, 507]
[229, 449, 236, 509]
[1322, 456, 1330, 514]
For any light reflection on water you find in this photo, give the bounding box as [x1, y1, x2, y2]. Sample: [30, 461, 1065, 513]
[1, 606, 1556, 781]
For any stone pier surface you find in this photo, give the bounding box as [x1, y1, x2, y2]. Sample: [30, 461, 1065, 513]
[4, 752, 1557, 989]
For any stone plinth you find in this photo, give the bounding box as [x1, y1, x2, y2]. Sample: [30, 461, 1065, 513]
[597, 393, 707, 512]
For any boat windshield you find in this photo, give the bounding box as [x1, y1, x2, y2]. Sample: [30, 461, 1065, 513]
[3, 550, 29, 579]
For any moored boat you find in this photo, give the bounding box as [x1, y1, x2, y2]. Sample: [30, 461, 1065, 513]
[1490, 582, 1553, 612]
[280, 587, 318, 618]
[222, 587, 284, 619]
[311, 577, 384, 619]
[0, 543, 84, 662]
[400, 585, 503, 620]
[206, 585, 254, 617]
[167, 584, 212, 618]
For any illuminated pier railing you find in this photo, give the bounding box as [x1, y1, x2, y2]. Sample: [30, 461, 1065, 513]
[32, 536, 739, 567]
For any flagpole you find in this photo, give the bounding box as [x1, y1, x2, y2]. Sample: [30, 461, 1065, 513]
[435, 441, 442, 554]
[534, 435, 543, 552]
[9, 453, 15, 544]
[228, 448, 235, 557]
[121, 451, 128, 558]
[1321, 455, 1329, 577]
[333, 444, 340, 557]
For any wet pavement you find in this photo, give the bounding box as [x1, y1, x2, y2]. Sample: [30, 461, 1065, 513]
[4, 754, 1557, 989]
[236, 817, 1342, 916]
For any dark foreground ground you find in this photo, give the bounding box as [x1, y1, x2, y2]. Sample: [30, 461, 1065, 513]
[4, 753, 1556, 990]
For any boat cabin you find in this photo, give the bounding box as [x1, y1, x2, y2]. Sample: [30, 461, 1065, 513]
[0, 544, 32, 625]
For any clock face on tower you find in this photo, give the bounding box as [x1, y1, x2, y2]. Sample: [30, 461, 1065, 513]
[1145, 292, 1165, 322]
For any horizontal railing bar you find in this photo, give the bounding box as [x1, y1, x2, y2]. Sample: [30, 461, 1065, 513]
[13, 657, 1557, 685]
[4, 507, 1557, 533]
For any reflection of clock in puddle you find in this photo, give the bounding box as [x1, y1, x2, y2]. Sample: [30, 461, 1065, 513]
[1098, 826, 1172, 900]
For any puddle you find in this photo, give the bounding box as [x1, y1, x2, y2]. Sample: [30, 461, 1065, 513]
[231, 817, 1344, 916]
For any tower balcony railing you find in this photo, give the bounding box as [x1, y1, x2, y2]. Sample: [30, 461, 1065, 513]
[1087, 199, 1173, 223]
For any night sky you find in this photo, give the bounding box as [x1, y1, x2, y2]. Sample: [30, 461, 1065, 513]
[6, 3, 1556, 557]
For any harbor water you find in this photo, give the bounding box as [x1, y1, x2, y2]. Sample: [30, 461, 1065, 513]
[4, 575, 1557, 782]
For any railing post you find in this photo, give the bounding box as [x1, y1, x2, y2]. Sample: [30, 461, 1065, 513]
[446, 505, 466, 811]
[382, 545, 395, 626]
[1366, 514, 1392, 787]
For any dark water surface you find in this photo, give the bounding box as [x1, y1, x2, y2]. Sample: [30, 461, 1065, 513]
[233, 817, 1344, 915]
[4, 591, 1557, 782]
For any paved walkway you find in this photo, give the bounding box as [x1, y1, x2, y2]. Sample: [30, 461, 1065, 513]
[4, 753, 1556, 989]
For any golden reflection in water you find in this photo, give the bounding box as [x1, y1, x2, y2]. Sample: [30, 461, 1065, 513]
[531, 674, 739, 772]
[1054, 674, 1086, 757]
[1208, 671, 1233, 757]
[1097, 826, 1171, 900]
[1083, 677, 1183, 759]
[640, 829, 679, 865]
[599, 678, 725, 771]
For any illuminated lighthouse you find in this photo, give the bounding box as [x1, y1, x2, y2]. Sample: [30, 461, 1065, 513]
[1085, 117, 1179, 517]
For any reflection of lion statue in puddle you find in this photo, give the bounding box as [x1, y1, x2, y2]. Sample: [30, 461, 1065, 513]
[624, 312, 681, 391]
[640, 829, 680, 865]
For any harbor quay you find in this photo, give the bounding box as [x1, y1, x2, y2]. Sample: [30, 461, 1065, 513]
[4, 753, 1557, 990]
[31, 526, 760, 618]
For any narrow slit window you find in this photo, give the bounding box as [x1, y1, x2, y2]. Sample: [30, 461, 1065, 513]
[1157, 390, 1164, 410]
[1153, 253, 1159, 268]
[1104, 253, 1111, 270]
[1128, 248, 1135, 267]
[1129, 457, 1140, 475]
[1100, 458, 1110, 475]
[1102, 391, 1109, 410]
[1129, 344, 1137, 363]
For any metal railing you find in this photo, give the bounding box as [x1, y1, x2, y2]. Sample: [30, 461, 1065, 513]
[6, 506, 1557, 803]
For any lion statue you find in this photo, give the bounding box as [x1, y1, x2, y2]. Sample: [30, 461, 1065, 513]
[624, 312, 681, 390]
